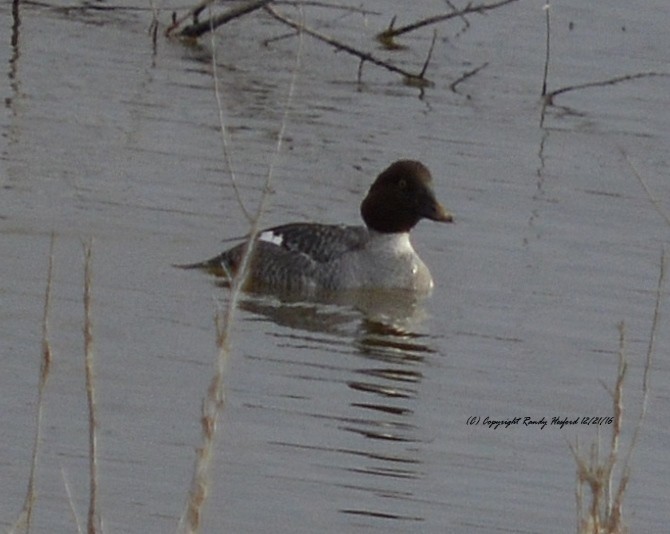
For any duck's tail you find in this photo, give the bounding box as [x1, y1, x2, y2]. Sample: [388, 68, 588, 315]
[173, 252, 236, 278]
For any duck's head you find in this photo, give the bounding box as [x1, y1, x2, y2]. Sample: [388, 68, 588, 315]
[361, 160, 453, 233]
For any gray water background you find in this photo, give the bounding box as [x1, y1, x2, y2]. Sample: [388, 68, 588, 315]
[1, 1, 669, 532]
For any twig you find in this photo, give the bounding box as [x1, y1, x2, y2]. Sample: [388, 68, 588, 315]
[172, 0, 273, 38]
[444, 0, 471, 36]
[22, 0, 152, 11]
[541, 1, 550, 97]
[419, 30, 437, 79]
[449, 61, 488, 92]
[9, 234, 56, 534]
[377, 0, 519, 41]
[82, 240, 101, 534]
[165, 0, 215, 36]
[543, 71, 669, 106]
[266, 4, 432, 86]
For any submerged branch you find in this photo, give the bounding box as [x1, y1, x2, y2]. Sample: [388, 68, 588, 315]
[168, 0, 272, 38]
[543, 71, 669, 106]
[378, 0, 519, 42]
[265, 4, 434, 86]
[449, 61, 489, 93]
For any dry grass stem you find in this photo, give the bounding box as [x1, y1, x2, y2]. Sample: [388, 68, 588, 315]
[61, 465, 85, 534]
[9, 234, 56, 534]
[83, 240, 101, 534]
[178, 13, 305, 533]
[572, 247, 665, 534]
[622, 249, 666, 463]
[622, 150, 670, 228]
[208, 10, 253, 224]
[570, 323, 628, 534]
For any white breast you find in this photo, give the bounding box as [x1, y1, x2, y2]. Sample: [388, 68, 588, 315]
[338, 232, 434, 293]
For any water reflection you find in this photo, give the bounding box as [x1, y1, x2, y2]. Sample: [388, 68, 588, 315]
[237, 286, 435, 338]
[235, 287, 435, 523]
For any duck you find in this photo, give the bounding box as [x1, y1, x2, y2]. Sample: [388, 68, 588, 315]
[180, 160, 453, 296]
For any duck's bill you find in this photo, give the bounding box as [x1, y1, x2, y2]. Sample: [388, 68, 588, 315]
[423, 201, 454, 223]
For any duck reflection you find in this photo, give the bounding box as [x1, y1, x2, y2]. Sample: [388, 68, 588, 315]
[230, 286, 439, 524]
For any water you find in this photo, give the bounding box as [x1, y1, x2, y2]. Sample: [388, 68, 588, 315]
[1, 1, 669, 532]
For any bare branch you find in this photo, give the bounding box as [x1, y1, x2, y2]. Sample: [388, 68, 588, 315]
[449, 61, 489, 93]
[419, 30, 438, 79]
[543, 71, 669, 106]
[377, 0, 519, 42]
[168, 0, 272, 38]
[265, 4, 432, 86]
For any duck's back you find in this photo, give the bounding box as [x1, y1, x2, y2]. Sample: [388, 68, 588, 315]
[207, 223, 370, 294]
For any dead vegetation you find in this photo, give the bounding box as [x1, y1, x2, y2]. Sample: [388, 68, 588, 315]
[9, 238, 102, 534]
[163, 0, 521, 89]
[572, 248, 665, 534]
[539, 2, 669, 125]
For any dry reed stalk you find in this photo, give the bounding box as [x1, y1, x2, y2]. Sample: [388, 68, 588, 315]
[178, 10, 305, 533]
[209, 14, 252, 225]
[622, 151, 670, 229]
[82, 240, 101, 534]
[570, 323, 628, 534]
[61, 465, 84, 534]
[572, 249, 665, 533]
[9, 234, 56, 534]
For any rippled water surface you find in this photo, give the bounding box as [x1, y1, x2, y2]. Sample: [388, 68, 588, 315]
[2, 1, 669, 532]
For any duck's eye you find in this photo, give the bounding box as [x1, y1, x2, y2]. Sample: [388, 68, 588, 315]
[398, 178, 407, 189]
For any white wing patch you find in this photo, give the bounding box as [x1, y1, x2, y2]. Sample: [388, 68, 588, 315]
[259, 230, 284, 247]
